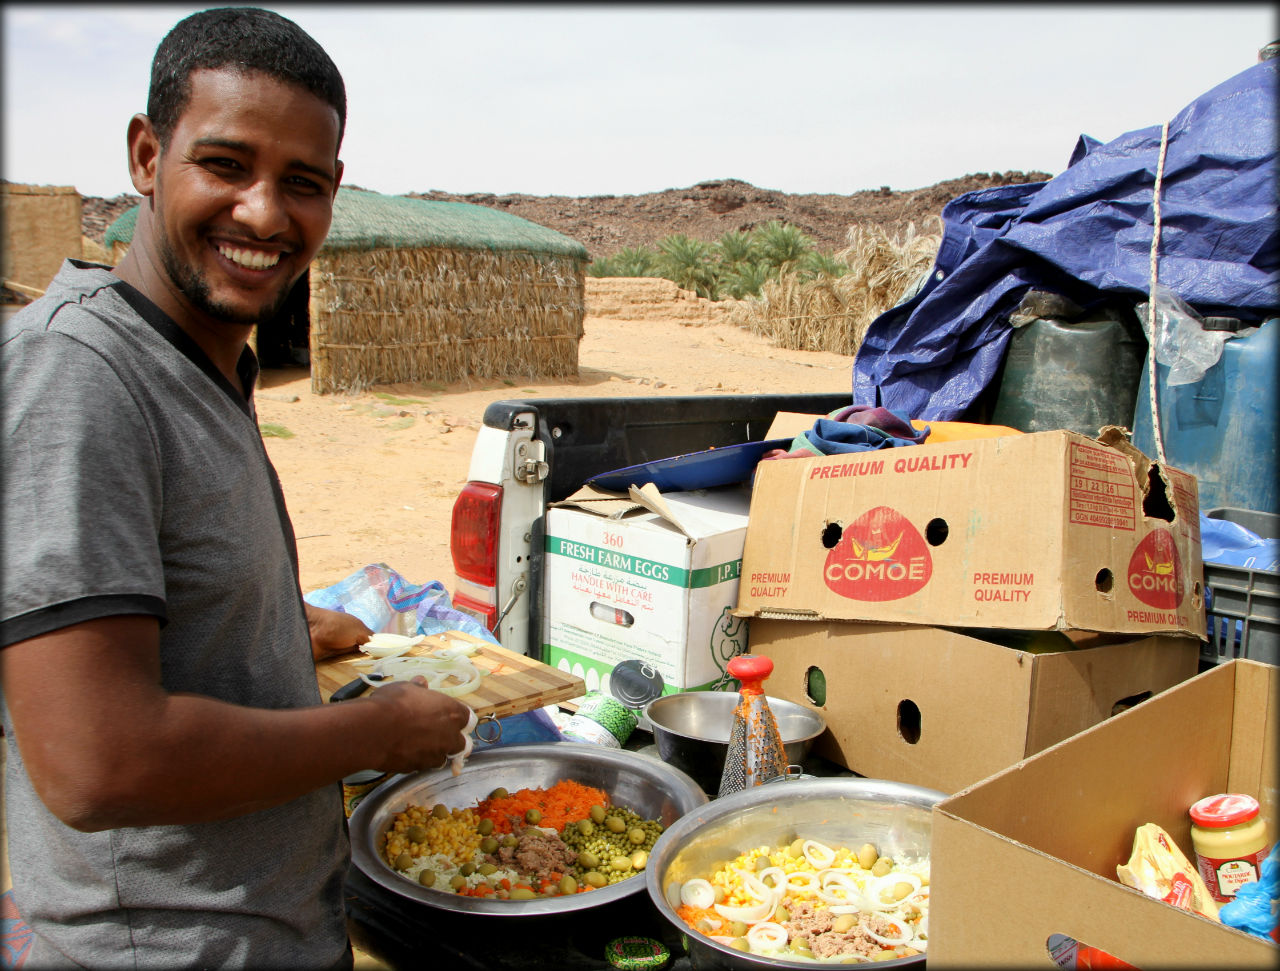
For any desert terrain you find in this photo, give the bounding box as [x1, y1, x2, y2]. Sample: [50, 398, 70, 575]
[256, 277, 855, 599]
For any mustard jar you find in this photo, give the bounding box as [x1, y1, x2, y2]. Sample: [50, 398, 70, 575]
[1189, 793, 1271, 902]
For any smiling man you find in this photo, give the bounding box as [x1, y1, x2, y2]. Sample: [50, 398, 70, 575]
[0, 8, 472, 969]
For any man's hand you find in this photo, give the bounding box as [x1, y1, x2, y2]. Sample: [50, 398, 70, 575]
[305, 603, 373, 661]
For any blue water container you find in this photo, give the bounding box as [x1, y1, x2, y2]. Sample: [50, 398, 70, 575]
[1132, 317, 1278, 515]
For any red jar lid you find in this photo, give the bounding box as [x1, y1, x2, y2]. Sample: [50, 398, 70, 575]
[1189, 792, 1260, 828]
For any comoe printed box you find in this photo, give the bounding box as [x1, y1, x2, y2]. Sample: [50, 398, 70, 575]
[543, 484, 751, 695]
[736, 427, 1205, 637]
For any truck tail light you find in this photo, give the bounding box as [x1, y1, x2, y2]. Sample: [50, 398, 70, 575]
[452, 589, 498, 632]
[451, 482, 502, 586]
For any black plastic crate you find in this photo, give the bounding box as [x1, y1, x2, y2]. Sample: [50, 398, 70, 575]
[1203, 507, 1279, 666]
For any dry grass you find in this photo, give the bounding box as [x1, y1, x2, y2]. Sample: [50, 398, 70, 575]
[730, 218, 941, 355]
[310, 246, 585, 394]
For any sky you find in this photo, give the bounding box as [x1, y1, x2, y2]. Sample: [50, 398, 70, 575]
[3, 3, 1276, 200]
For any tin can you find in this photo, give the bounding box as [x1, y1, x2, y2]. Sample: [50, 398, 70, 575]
[342, 769, 388, 818]
[562, 692, 638, 748]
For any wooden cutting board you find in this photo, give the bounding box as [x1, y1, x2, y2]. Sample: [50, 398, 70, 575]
[314, 630, 585, 720]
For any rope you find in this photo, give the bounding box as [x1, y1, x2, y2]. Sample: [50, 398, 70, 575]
[1145, 120, 1171, 465]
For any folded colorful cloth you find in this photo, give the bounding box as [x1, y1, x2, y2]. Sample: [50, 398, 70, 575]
[763, 406, 929, 460]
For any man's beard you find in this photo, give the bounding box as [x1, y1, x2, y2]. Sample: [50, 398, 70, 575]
[157, 229, 293, 326]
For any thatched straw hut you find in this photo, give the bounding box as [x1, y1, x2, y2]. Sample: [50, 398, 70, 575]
[104, 187, 588, 393]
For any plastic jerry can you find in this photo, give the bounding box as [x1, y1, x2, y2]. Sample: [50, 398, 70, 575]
[990, 313, 1147, 436]
[1132, 318, 1278, 515]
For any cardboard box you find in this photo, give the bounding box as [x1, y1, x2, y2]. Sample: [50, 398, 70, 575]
[929, 659, 1277, 968]
[543, 484, 751, 695]
[750, 618, 1200, 793]
[736, 427, 1205, 637]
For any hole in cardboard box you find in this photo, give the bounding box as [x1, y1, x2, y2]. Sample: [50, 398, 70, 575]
[1110, 690, 1152, 717]
[804, 666, 827, 706]
[896, 699, 921, 744]
[821, 522, 843, 549]
[1142, 465, 1176, 522]
[589, 602, 634, 627]
[1046, 934, 1136, 969]
[1095, 568, 1114, 593]
[924, 518, 949, 546]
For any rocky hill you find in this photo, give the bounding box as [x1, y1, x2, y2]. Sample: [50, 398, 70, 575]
[80, 171, 1052, 260]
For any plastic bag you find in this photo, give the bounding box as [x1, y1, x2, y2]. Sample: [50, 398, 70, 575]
[1219, 843, 1280, 943]
[304, 563, 494, 642]
[1116, 822, 1220, 920]
[1200, 514, 1280, 571]
[1136, 285, 1233, 387]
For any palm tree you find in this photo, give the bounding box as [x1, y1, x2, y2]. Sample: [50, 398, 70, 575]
[656, 235, 718, 299]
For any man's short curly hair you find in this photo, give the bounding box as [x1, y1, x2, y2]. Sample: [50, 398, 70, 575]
[147, 6, 346, 150]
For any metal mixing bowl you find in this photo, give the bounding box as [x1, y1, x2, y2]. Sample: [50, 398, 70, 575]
[348, 742, 707, 916]
[644, 691, 826, 792]
[645, 777, 945, 969]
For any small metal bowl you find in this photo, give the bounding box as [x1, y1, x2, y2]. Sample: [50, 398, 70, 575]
[644, 691, 826, 792]
[348, 742, 707, 916]
[645, 777, 944, 969]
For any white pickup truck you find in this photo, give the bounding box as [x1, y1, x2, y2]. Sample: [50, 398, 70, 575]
[447, 391, 851, 658]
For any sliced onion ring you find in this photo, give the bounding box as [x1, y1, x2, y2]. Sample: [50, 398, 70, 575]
[866, 915, 913, 947]
[680, 878, 715, 909]
[802, 839, 836, 869]
[745, 921, 788, 951]
[864, 872, 923, 911]
[713, 897, 774, 924]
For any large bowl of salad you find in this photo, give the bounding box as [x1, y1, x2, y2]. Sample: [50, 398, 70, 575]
[646, 777, 944, 968]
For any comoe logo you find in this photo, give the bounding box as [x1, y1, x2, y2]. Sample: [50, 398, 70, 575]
[823, 506, 931, 602]
[1126, 528, 1183, 609]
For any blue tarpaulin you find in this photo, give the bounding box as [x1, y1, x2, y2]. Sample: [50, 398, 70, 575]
[853, 58, 1280, 420]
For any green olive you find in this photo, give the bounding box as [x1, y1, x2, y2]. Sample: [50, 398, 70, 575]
[728, 920, 748, 938]
[610, 855, 632, 872]
[578, 850, 600, 869]
[458, 862, 476, 877]
[510, 887, 536, 900]
[418, 869, 436, 887]
[489, 787, 509, 800]
[393, 852, 413, 871]
[605, 815, 626, 834]
[892, 880, 913, 901]
[871, 856, 893, 877]
[788, 838, 805, 858]
[449, 874, 466, 890]
[754, 855, 771, 872]
[729, 938, 750, 952]
[480, 836, 499, 854]
[477, 818, 494, 836]
[405, 824, 428, 843]
[774, 905, 790, 922]
[629, 850, 648, 870]
[524, 808, 543, 826]
[832, 914, 856, 933]
[857, 843, 878, 870]
[576, 818, 595, 837]
[431, 803, 449, 820]
[589, 804, 607, 824]
[696, 918, 715, 934]
[584, 870, 606, 888]
[477, 863, 497, 876]
[559, 874, 578, 895]
[793, 945, 814, 959]
[627, 826, 646, 845]
[713, 885, 726, 904]
[502, 834, 519, 848]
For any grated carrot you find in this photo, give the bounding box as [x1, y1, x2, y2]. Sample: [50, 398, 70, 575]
[474, 779, 609, 834]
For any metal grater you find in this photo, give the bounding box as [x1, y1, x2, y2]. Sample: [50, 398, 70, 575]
[717, 654, 787, 797]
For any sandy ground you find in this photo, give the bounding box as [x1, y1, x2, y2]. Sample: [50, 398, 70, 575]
[261, 280, 856, 599]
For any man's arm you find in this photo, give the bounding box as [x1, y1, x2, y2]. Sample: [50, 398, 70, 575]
[0, 614, 471, 832]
